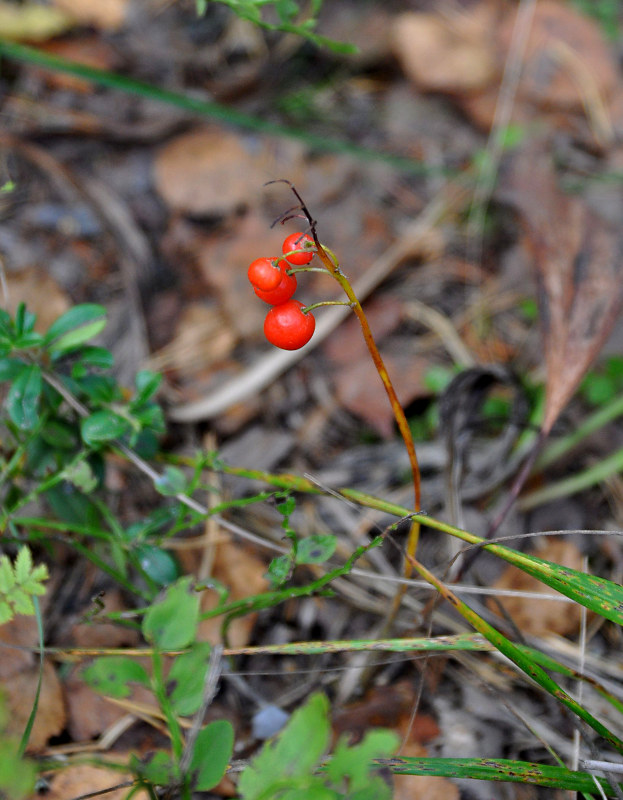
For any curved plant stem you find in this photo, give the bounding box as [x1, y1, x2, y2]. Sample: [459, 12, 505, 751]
[273, 182, 422, 651]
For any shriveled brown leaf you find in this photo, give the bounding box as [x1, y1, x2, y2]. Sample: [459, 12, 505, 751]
[153, 128, 304, 217]
[35, 762, 148, 800]
[51, 0, 127, 31]
[500, 142, 623, 434]
[4, 662, 65, 752]
[488, 540, 584, 637]
[390, 4, 498, 95]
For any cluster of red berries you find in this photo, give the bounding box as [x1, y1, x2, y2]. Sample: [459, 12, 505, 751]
[247, 232, 316, 350]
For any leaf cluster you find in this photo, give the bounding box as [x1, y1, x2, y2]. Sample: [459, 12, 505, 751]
[0, 546, 48, 624]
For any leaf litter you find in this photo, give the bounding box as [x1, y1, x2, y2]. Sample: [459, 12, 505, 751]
[1, 0, 623, 796]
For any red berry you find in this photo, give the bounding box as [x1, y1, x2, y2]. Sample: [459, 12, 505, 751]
[264, 300, 315, 350]
[248, 257, 282, 291]
[254, 260, 297, 305]
[282, 232, 315, 266]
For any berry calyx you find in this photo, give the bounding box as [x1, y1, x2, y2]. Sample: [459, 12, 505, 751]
[264, 300, 315, 350]
[248, 257, 282, 291]
[254, 260, 297, 305]
[282, 232, 315, 266]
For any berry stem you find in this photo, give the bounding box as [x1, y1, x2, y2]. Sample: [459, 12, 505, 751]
[302, 300, 354, 314]
[277, 183, 422, 575]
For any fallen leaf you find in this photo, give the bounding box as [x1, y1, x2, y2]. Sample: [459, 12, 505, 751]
[36, 763, 149, 800]
[51, 0, 127, 31]
[488, 540, 584, 637]
[500, 141, 623, 435]
[460, 0, 617, 136]
[39, 37, 119, 92]
[0, 613, 38, 680]
[64, 662, 156, 741]
[4, 662, 65, 752]
[4, 269, 70, 333]
[153, 128, 304, 217]
[391, 5, 498, 95]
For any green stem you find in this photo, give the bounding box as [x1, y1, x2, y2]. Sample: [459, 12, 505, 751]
[302, 300, 353, 313]
[0, 40, 439, 176]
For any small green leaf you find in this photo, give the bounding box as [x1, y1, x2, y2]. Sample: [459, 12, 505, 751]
[0, 601, 12, 624]
[154, 466, 188, 496]
[168, 642, 211, 716]
[14, 547, 33, 584]
[6, 364, 42, 430]
[11, 589, 34, 616]
[142, 576, 199, 649]
[0, 556, 15, 593]
[0, 358, 28, 381]
[326, 729, 399, 793]
[73, 345, 114, 370]
[276, 495, 296, 516]
[238, 693, 331, 800]
[135, 545, 179, 587]
[83, 656, 150, 698]
[81, 410, 130, 445]
[130, 751, 176, 786]
[190, 720, 234, 791]
[44, 304, 107, 354]
[266, 555, 292, 588]
[296, 535, 336, 565]
[134, 370, 162, 405]
[62, 460, 98, 493]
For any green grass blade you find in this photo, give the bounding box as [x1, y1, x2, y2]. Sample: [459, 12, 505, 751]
[406, 553, 623, 755]
[17, 596, 44, 757]
[385, 757, 619, 795]
[0, 39, 437, 176]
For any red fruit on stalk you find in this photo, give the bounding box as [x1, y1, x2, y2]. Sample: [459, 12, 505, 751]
[254, 260, 297, 305]
[248, 257, 282, 291]
[282, 232, 315, 266]
[264, 300, 315, 350]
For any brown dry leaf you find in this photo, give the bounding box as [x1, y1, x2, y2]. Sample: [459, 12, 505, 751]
[324, 298, 426, 436]
[149, 301, 236, 383]
[195, 539, 269, 648]
[333, 681, 439, 744]
[4, 662, 65, 752]
[35, 763, 149, 800]
[70, 589, 140, 649]
[390, 4, 499, 95]
[500, 142, 623, 435]
[460, 0, 617, 134]
[51, 0, 127, 31]
[0, 613, 38, 679]
[64, 662, 156, 741]
[39, 37, 119, 92]
[4, 268, 70, 332]
[153, 128, 305, 217]
[488, 540, 583, 637]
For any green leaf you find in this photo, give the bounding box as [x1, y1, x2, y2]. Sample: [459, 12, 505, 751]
[62, 460, 98, 493]
[83, 656, 150, 698]
[238, 693, 331, 800]
[142, 576, 199, 649]
[296, 534, 336, 565]
[168, 642, 211, 716]
[326, 730, 399, 793]
[6, 364, 42, 430]
[0, 358, 28, 381]
[81, 410, 130, 445]
[13, 547, 33, 584]
[72, 345, 115, 370]
[40, 419, 78, 450]
[135, 545, 179, 587]
[0, 601, 12, 624]
[0, 557, 15, 593]
[189, 720, 234, 791]
[44, 304, 107, 354]
[130, 751, 176, 786]
[266, 554, 292, 588]
[154, 466, 188, 497]
[11, 589, 34, 616]
[134, 370, 162, 405]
